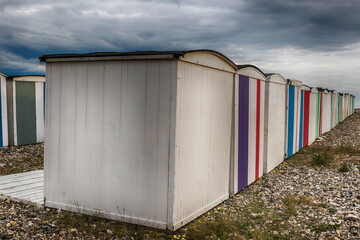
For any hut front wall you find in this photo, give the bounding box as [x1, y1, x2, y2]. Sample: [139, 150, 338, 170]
[286, 85, 301, 157]
[308, 92, 318, 144]
[44, 60, 177, 229]
[233, 74, 265, 193]
[172, 61, 233, 229]
[321, 93, 331, 134]
[263, 81, 286, 174]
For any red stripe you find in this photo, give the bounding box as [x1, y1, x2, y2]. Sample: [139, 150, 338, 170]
[319, 93, 322, 136]
[255, 80, 260, 180]
[303, 91, 310, 146]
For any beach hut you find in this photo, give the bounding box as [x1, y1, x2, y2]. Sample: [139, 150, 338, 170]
[231, 65, 267, 193]
[286, 79, 302, 157]
[320, 89, 331, 135]
[330, 90, 338, 129]
[0, 72, 8, 147]
[40, 50, 236, 230]
[308, 87, 318, 144]
[299, 85, 310, 149]
[6, 75, 45, 146]
[338, 93, 344, 122]
[262, 73, 287, 174]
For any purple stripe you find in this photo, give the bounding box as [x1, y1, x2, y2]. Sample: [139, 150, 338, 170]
[238, 75, 249, 192]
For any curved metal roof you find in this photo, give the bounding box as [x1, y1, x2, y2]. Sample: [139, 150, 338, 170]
[39, 49, 237, 70]
[236, 64, 267, 80]
[7, 75, 45, 80]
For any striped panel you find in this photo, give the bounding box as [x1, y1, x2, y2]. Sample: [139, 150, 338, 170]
[287, 85, 295, 157]
[299, 90, 304, 150]
[294, 86, 300, 152]
[238, 75, 249, 191]
[303, 91, 310, 147]
[255, 79, 260, 180]
[319, 93, 322, 136]
[0, 78, 2, 147]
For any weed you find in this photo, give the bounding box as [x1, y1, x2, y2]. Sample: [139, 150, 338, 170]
[283, 195, 297, 217]
[311, 153, 332, 166]
[309, 223, 340, 233]
[338, 162, 350, 172]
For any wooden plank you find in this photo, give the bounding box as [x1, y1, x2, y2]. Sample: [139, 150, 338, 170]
[9, 188, 43, 198]
[0, 171, 43, 183]
[0, 177, 43, 189]
[1, 182, 43, 194]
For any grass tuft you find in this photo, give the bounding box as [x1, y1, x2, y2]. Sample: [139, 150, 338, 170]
[311, 153, 332, 166]
[338, 162, 350, 172]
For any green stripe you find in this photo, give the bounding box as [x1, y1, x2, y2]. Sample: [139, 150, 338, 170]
[316, 93, 320, 139]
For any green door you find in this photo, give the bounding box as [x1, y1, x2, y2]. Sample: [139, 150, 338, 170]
[16, 81, 36, 145]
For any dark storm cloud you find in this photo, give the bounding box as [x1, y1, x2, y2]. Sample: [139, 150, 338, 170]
[240, 0, 360, 50]
[0, 0, 359, 104]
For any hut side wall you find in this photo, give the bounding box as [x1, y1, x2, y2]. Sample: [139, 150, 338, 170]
[287, 85, 301, 157]
[35, 82, 45, 142]
[44, 60, 176, 229]
[263, 80, 286, 174]
[302, 90, 310, 148]
[323, 93, 332, 134]
[0, 76, 8, 147]
[233, 74, 265, 193]
[308, 91, 318, 144]
[172, 61, 233, 229]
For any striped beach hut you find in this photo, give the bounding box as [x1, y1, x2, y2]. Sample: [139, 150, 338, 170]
[320, 89, 331, 135]
[6, 75, 45, 146]
[286, 79, 302, 157]
[299, 85, 310, 149]
[232, 65, 267, 193]
[330, 90, 338, 128]
[308, 87, 319, 144]
[263, 73, 287, 174]
[338, 93, 344, 122]
[0, 72, 8, 147]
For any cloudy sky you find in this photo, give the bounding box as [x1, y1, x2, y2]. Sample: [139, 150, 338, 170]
[0, 0, 359, 106]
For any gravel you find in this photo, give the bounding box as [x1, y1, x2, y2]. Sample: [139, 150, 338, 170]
[0, 110, 359, 239]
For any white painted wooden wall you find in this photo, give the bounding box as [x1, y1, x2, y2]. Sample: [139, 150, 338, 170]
[308, 90, 318, 144]
[45, 60, 176, 229]
[264, 75, 286, 174]
[172, 60, 233, 229]
[0, 75, 8, 146]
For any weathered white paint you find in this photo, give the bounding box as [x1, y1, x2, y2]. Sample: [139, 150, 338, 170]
[0, 73, 8, 146]
[35, 82, 45, 142]
[308, 88, 318, 144]
[321, 90, 332, 134]
[43, 51, 236, 230]
[172, 61, 233, 229]
[263, 74, 287, 174]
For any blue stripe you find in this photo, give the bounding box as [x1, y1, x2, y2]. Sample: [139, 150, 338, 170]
[0, 79, 2, 147]
[299, 90, 304, 150]
[287, 86, 295, 157]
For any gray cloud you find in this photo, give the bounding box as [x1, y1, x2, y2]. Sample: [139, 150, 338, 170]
[0, 0, 359, 105]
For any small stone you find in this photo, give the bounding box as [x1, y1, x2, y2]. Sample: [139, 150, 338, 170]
[345, 214, 359, 221]
[70, 228, 78, 234]
[107, 229, 113, 235]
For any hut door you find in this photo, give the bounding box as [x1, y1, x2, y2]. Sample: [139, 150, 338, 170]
[16, 81, 37, 145]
